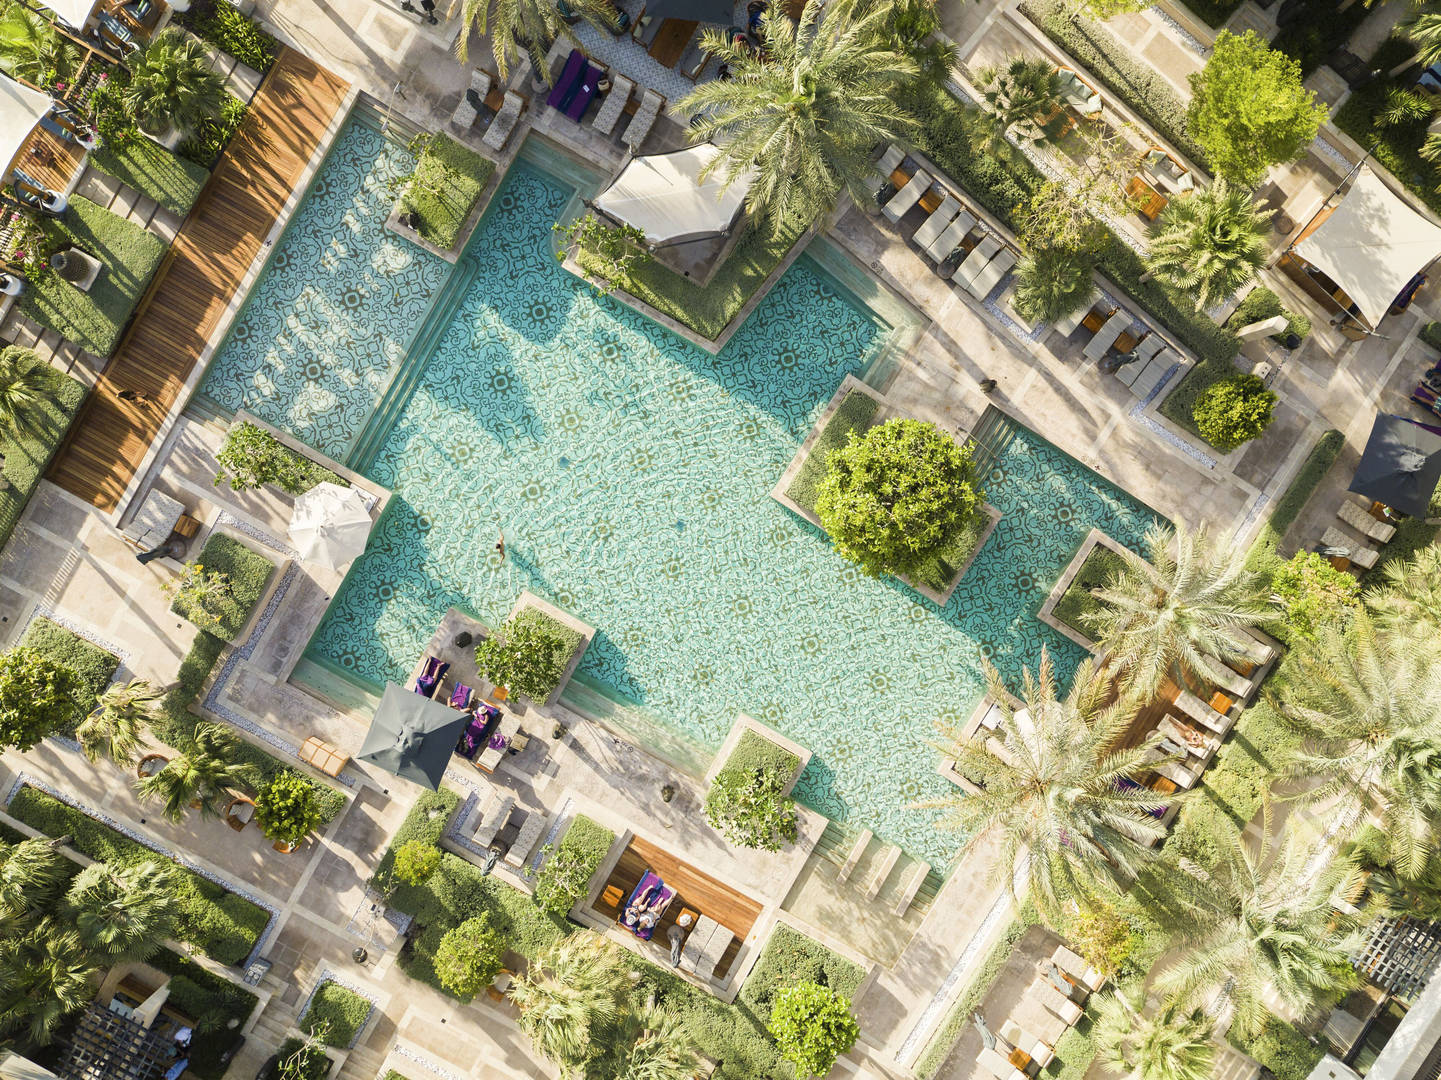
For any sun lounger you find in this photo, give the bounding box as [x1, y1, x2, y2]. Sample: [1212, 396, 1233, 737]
[951, 235, 1000, 289]
[475, 713, 522, 773]
[564, 64, 606, 120]
[547, 50, 588, 109]
[979, 1046, 1027, 1080]
[622, 89, 665, 152]
[1083, 309, 1132, 361]
[1051, 945, 1106, 993]
[414, 656, 449, 697]
[1009, 994, 1069, 1045]
[836, 829, 870, 884]
[926, 209, 976, 263]
[1321, 526, 1379, 569]
[964, 246, 1017, 300]
[1193, 653, 1252, 698]
[999, 1020, 1055, 1068]
[473, 792, 515, 847]
[542, 35, 571, 82]
[452, 68, 493, 129]
[1339, 499, 1396, 543]
[872, 144, 905, 190]
[1032, 977, 1083, 1025]
[1113, 335, 1164, 386]
[1052, 293, 1098, 336]
[694, 923, 734, 981]
[94, 12, 137, 52]
[1128, 347, 1178, 399]
[678, 35, 711, 79]
[1148, 752, 1200, 789]
[449, 683, 474, 711]
[912, 195, 960, 252]
[882, 170, 931, 223]
[680, 914, 718, 972]
[592, 74, 635, 135]
[1173, 690, 1232, 735]
[483, 91, 525, 151]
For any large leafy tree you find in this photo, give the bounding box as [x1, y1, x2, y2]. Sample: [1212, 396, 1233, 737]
[768, 982, 859, 1078]
[1144, 180, 1271, 312]
[975, 57, 1064, 149]
[120, 28, 226, 135]
[456, 0, 614, 78]
[433, 915, 505, 999]
[0, 921, 97, 1045]
[1093, 985, 1215, 1080]
[62, 860, 180, 962]
[1277, 611, 1441, 878]
[1187, 30, 1326, 186]
[924, 652, 1175, 917]
[1192, 373, 1276, 452]
[135, 721, 259, 821]
[1084, 522, 1273, 699]
[0, 647, 84, 751]
[76, 678, 160, 767]
[509, 931, 630, 1076]
[679, 0, 919, 228]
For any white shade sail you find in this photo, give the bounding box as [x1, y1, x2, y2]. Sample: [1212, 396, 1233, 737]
[288, 482, 373, 569]
[1295, 167, 1441, 328]
[0, 75, 54, 179]
[35, 0, 97, 29]
[593, 144, 752, 247]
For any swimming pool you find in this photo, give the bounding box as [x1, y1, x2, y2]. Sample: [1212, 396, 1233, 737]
[203, 117, 1161, 866]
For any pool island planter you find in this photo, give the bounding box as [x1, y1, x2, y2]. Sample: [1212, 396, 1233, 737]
[501, 591, 594, 708]
[771, 375, 1002, 607]
[383, 133, 502, 265]
[1036, 528, 1133, 654]
[704, 715, 812, 797]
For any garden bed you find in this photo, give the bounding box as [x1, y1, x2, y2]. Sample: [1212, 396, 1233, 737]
[784, 388, 880, 514]
[150, 947, 259, 1078]
[300, 979, 373, 1047]
[17, 615, 120, 724]
[179, 93, 249, 170]
[170, 532, 278, 640]
[18, 195, 167, 358]
[532, 814, 615, 916]
[1159, 356, 1239, 441]
[1335, 76, 1441, 219]
[0, 362, 84, 554]
[218, 417, 349, 495]
[90, 136, 211, 218]
[8, 784, 271, 964]
[492, 593, 592, 704]
[397, 134, 495, 254]
[736, 923, 865, 1017]
[1038, 531, 1130, 648]
[178, 0, 280, 73]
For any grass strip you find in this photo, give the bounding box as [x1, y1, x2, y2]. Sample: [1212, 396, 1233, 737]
[90, 136, 210, 217]
[402, 134, 495, 252]
[18, 615, 119, 728]
[785, 390, 880, 513]
[150, 947, 258, 1078]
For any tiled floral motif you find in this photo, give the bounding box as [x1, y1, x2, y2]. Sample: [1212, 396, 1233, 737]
[198, 118, 450, 460]
[305, 164, 1160, 865]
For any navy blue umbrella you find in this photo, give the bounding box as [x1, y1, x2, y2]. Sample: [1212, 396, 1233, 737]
[1348, 412, 1441, 519]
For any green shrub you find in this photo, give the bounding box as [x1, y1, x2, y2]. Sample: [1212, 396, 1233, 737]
[1335, 77, 1441, 219]
[374, 789, 458, 890]
[474, 608, 582, 702]
[0, 647, 84, 750]
[179, 94, 249, 169]
[1270, 551, 1361, 642]
[1422, 321, 1441, 352]
[265, 1038, 330, 1080]
[9, 785, 269, 963]
[1228, 1015, 1324, 1080]
[532, 814, 614, 914]
[724, 729, 800, 777]
[1192, 373, 1276, 452]
[254, 771, 326, 846]
[433, 915, 505, 999]
[705, 731, 800, 851]
[738, 925, 864, 1019]
[401, 133, 495, 251]
[180, 0, 279, 71]
[1227, 286, 1310, 343]
[150, 947, 258, 1078]
[300, 980, 371, 1047]
[1051, 544, 1126, 637]
[17, 616, 119, 723]
[215, 421, 345, 494]
[0, 359, 84, 556]
[785, 390, 880, 513]
[168, 533, 276, 640]
[1271, 0, 1370, 77]
[90, 136, 210, 217]
[768, 982, 859, 1078]
[393, 840, 442, 885]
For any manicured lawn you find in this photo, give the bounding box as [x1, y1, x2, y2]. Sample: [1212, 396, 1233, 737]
[19, 196, 166, 358]
[785, 390, 880, 513]
[90, 136, 211, 217]
[170, 532, 277, 640]
[301, 980, 372, 1046]
[1051, 544, 1126, 637]
[913, 509, 991, 595]
[720, 729, 799, 777]
[402, 134, 494, 251]
[18, 615, 119, 724]
[0, 363, 84, 551]
[150, 947, 258, 1078]
[576, 215, 808, 341]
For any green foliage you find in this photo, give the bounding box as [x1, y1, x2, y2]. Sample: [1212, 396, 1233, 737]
[1422, 321, 1441, 352]
[254, 771, 326, 846]
[975, 57, 1064, 148]
[8, 785, 268, 963]
[724, 729, 800, 777]
[0, 356, 82, 555]
[1051, 545, 1126, 638]
[121, 29, 226, 135]
[19, 195, 166, 358]
[0, 646, 83, 750]
[1011, 247, 1095, 325]
[0, 1, 80, 86]
[1187, 30, 1326, 186]
[1227, 1016, 1324, 1080]
[91, 136, 210, 217]
[1192, 373, 1276, 452]
[18, 616, 118, 723]
[374, 789, 458, 891]
[301, 980, 371, 1047]
[558, 214, 650, 295]
[532, 814, 614, 914]
[1227, 286, 1310, 343]
[180, 0, 279, 72]
[0, 344, 64, 439]
[1335, 75, 1441, 219]
[1243, 429, 1343, 576]
[704, 768, 798, 852]
[737, 925, 863, 1020]
[149, 946, 259, 1078]
[434, 915, 505, 999]
[474, 608, 582, 701]
[1269, 551, 1360, 641]
[767, 982, 859, 1078]
[393, 840, 442, 885]
[1095, 986, 1214, 1080]
[215, 421, 345, 494]
[815, 418, 981, 578]
[1145, 179, 1270, 313]
[786, 390, 880, 513]
[168, 533, 276, 640]
[268, 1037, 330, 1080]
[1271, 0, 1370, 77]
[179, 93, 248, 169]
[400, 133, 495, 251]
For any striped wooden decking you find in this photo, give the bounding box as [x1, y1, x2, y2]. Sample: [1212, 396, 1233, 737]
[48, 47, 349, 512]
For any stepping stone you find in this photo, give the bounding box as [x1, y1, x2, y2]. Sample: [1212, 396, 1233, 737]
[76, 169, 116, 205]
[131, 195, 158, 227]
[109, 183, 139, 219]
[229, 62, 263, 101]
[150, 207, 182, 242]
[36, 329, 62, 360]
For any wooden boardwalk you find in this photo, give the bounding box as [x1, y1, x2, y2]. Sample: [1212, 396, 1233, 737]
[48, 48, 349, 512]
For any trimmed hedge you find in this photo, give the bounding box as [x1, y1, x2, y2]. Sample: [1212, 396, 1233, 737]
[785, 390, 881, 513]
[532, 813, 614, 914]
[722, 729, 800, 779]
[90, 136, 210, 217]
[150, 947, 258, 1079]
[402, 134, 494, 251]
[1227, 286, 1310, 343]
[170, 532, 276, 640]
[737, 924, 864, 1019]
[9, 785, 269, 964]
[1228, 1015, 1325, 1080]
[1243, 429, 1344, 576]
[215, 420, 346, 495]
[1051, 544, 1125, 637]
[18, 615, 119, 723]
[0, 360, 84, 555]
[301, 980, 371, 1047]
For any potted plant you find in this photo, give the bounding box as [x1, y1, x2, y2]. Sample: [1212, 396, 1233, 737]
[254, 772, 325, 853]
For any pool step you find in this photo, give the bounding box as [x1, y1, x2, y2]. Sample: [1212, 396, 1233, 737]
[836, 829, 871, 885]
[893, 859, 931, 916]
[864, 843, 902, 900]
[967, 404, 1018, 476]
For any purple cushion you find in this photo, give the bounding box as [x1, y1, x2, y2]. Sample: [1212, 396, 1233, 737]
[547, 50, 586, 109]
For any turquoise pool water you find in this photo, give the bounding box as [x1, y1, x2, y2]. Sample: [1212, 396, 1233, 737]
[207, 118, 1161, 865]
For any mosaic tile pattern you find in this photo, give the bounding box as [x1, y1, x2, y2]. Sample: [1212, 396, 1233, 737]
[198, 118, 450, 460]
[302, 165, 1161, 865]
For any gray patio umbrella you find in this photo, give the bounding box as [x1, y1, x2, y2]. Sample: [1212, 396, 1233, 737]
[1348, 412, 1441, 518]
[357, 682, 469, 790]
[642, 0, 737, 25]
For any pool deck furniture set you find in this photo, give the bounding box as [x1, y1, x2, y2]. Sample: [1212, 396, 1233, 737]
[1316, 496, 1400, 573]
[519, 39, 666, 152]
[977, 945, 1107, 1080]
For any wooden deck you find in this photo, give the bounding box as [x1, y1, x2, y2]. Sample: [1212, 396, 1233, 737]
[593, 834, 763, 981]
[15, 126, 86, 195]
[47, 47, 349, 512]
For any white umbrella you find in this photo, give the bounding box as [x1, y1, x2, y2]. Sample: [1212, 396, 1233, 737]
[288, 482, 373, 569]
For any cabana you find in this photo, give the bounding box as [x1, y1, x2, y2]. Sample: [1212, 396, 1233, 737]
[35, 0, 100, 28]
[0, 73, 71, 213]
[592, 144, 753, 248]
[1281, 166, 1441, 338]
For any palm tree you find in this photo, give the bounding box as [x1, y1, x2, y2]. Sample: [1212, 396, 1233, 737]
[1150, 823, 1358, 1036]
[0, 346, 60, 440]
[1093, 985, 1215, 1080]
[1405, 6, 1441, 69]
[679, 1, 919, 229]
[1367, 543, 1441, 638]
[0, 3, 78, 86]
[923, 652, 1175, 917]
[609, 996, 699, 1080]
[1277, 612, 1441, 878]
[1084, 522, 1273, 700]
[0, 921, 97, 1045]
[1144, 180, 1271, 312]
[455, 0, 614, 78]
[509, 930, 629, 1076]
[120, 28, 226, 135]
[1011, 247, 1096, 325]
[62, 860, 180, 961]
[135, 721, 258, 821]
[1364, 863, 1441, 922]
[975, 57, 1064, 149]
[0, 836, 68, 924]
[76, 678, 160, 767]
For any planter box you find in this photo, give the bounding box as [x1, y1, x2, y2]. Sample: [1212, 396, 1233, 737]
[1036, 527, 1133, 653]
[502, 591, 595, 708]
[704, 714, 812, 796]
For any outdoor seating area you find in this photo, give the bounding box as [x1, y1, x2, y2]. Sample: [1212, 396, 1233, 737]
[536, 39, 666, 151]
[1058, 298, 1180, 399]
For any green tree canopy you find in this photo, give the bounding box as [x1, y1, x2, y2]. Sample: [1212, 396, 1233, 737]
[0, 647, 84, 751]
[121, 28, 226, 135]
[77, 678, 159, 767]
[393, 840, 442, 885]
[975, 57, 1064, 149]
[1094, 985, 1215, 1080]
[815, 418, 980, 578]
[434, 915, 505, 999]
[1192, 373, 1277, 452]
[254, 772, 325, 847]
[473, 611, 575, 701]
[62, 860, 180, 962]
[1187, 30, 1326, 185]
[767, 982, 859, 1078]
[704, 767, 799, 852]
[1269, 550, 1361, 641]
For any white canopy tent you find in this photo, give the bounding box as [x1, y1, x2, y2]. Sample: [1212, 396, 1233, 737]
[593, 144, 753, 248]
[35, 0, 98, 29]
[0, 74, 56, 178]
[1294, 166, 1441, 329]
